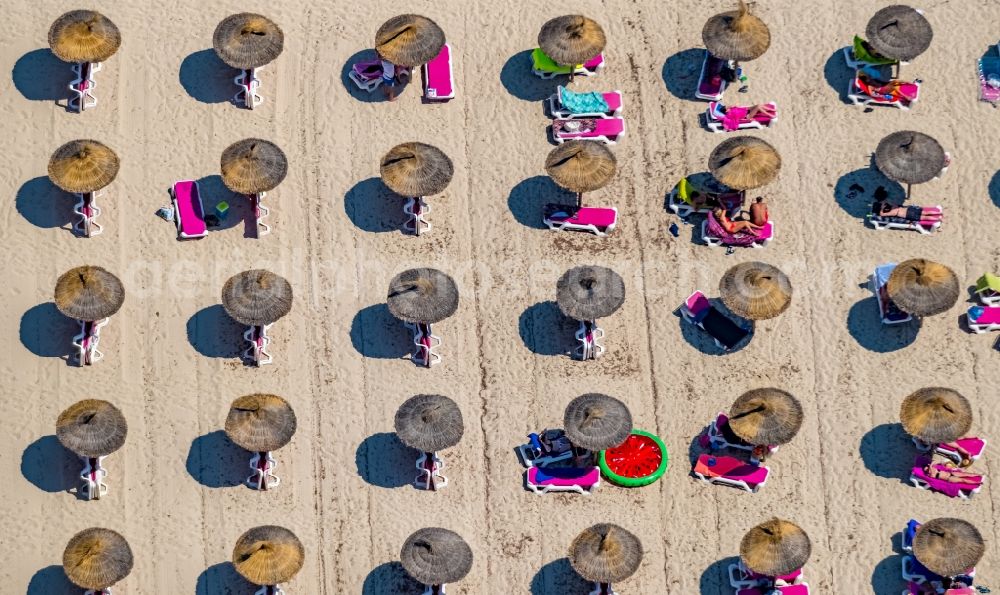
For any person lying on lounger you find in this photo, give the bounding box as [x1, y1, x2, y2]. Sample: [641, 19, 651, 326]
[713, 207, 762, 236]
[940, 441, 974, 467]
[857, 70, 919, 101]
[710, 103, 776, 121]
[923, 463, 981, 485]
[874, 201, 943, 222]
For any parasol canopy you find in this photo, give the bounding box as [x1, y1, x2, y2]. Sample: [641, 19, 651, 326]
[563, 393, 632, 451]
[213, 13, 284, 69]
[569, 523, 643, 584]
[380, 142, 454, 197]
[375, 15, 446, 67]
[48, 10, 121, 63]
[865, 5, 933, 62]
[48, 140, 120, 194]
[394, 394, 464, 453]
[702, 0, 770, 61]
[56, 399, 127, 458]
[538, 15, 606, 66]
[545, 141, 617, 194]
[54, 266, 125, 321]
[225, 394, 297, 452]
[556, 266, 625, 321]
[221, 139, 288, 195]
[386, 268, 459, 324]
[232, 525, 304, 585]
[708, 136, 781, 190]
[728, 389, 804, 446]
[874, 131, 946, 186]
[63, 528, 133, 590]
[719, 261, 792, 320]
[221, 270, 293, 326]
[900, 388, 972, 444]
[400, 527, 473, 585]
[886, 259, 959, 317]
[913, 518, 985, 578]
[740, 518, 812, 577]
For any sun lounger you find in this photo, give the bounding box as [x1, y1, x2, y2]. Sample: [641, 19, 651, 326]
[975, 273, 1000, 306]
[243, 324, 273, 366]
[868, 204, 942, 234]
[234, 67, 263, 109]
[979, 56, 1000, 104]
[551, 117, 625, 144]
[737, 585, 810, 595]
[871, 263, 912, 324]
[902, 555, 975, 586]
[848, 75, 921, 110]
[588, 583, 618, 595]
[729, 560, 804, 589]
[843, 36, 900, 69]
[679, 291, 751, 351]
[696, 51, 731, 101]
[247, 451, 279, 490]
[405, 322, 442, 367]
[968, 305, 1000, 333]
[73, 318, 109, 366]
[421, 586, 446, 595]
[68, 61, 101, 112]
[548, 86, 623, 119]
[699, 412, 779, 458]
[350, 59, 384, 91]
[543, 203, 618, 236]
[255, 586, 286, 595]
[705, 101, 777, 132]
[414, 451, 448, 490]
[531, 48, 604, 79]
[913, 436, 987, 465]
[693, 454, 769, 493]
[526, 465, 600, 495]
[901, 519, 920, 553]
[422, 43, 455, 100]
[910, 456, 982, 499]
[244, 191, 271, 237]
[170, 180, 208, 240]
[79, 455, 108, 500]
[72, 190, 103, 237]
[701, 212, 774, 248]
[403, 197, 431, 235]
[667, 177, 743, 218]
[517, 430, 575, 467]
[574, 320, 605, 360]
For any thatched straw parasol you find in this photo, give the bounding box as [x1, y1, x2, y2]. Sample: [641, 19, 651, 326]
[56, 399, 127, 458]
[221, 139, 288, 195]
[386, 268, 459, 324]
[48, 11, 121, 63]
[376, 15, 446, 67]
[233, 526, 304, 585]
[221, 270, 293, 326]
[63, 528, 133, 590]
[900, 388, 972, 444]
[740, 518, 811, 577]
[728, 389, 804, 446]
[48, 140, 120, 194]
[545, 141, 617, 196]
[564, 393, 632, 451]
[213, 13, 284, 69]
[556, 266, 625, 321]
[709, 136, 780, 190]
[400, 527, 473, 585]
[569, 523, 643, 584]
[54, 266, 125, 321]
[225, 394, 297, 453]
[913, 518, 985, 578]
[866, 5, 933, 62]
[394, 394, 464, 453]
[702, 0, 770, 61]
[538, 15, 606, 66]
[380, 142, 454, 197]
[719, 261, 792, 321]
[886, 259, 959, 317]
[874, 131, 946, 197]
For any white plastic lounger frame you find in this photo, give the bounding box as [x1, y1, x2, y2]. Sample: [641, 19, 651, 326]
[73, 318, 109, 366]
[250, 191, 271, 237]
[73, 190, 104, 237]
[68, 61, 100, 112]
[79, 456, 108, 500]
[247, 451, 280, 490]
[234, 67, 263, 109]
[588, 583, 619, 595]
[574, 320, 605, 360]
[244, 323, 274, 366]
[405, 322, 442, 367]
[404, 197, 431, 235]
[253, 586, 286, 595]
[700, 219, 774, 248]
[415, 451, 448, 490]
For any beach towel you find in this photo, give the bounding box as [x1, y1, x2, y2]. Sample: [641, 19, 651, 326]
[559, 86, 610, 114]
[722, 106, 749, 131]
[979, 57, 1000, 103]
[706, 211, 761, 246]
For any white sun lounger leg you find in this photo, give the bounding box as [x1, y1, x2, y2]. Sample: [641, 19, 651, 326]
[79, 456, 108, 500]
[403, 197, 432, 235]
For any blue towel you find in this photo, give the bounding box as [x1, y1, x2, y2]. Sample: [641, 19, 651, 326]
[969, 306, 984, 321]
[559, 86, 610, 114]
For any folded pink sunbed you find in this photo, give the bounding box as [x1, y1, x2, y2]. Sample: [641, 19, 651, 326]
[171, 180, 207, 239]
[423, 43, 455, 100]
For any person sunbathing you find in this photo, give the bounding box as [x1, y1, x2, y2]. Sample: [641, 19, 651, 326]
[858, 71, 919, 101]
[940, 441, 974, 467]
[874, 201, 942, 222]
[713, 207, 762, 236]
[924, 463, 981, 485]
[711, 103, 776, 120]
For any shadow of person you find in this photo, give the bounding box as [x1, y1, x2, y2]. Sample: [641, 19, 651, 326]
[847, 297, 920, 352]
[662, 48, 706, 101]
[16, 177, 77, 231]
[859, 423, 916, 483]
[500, 50, 560, 102]
[12, 49, 73, 103]
[870, 554, 904, 595]
[196, 562, 255, 595]
[508, 176, 572, 230]
[21, 435, 79, 494]
[823, 48, 854, 103]
[699, 556, 739, 595]
[185, 430, 248, 489]
[344, 177, 410, 233]
[186, 305, 245, 358]
[193, 175, 253, 235]
[529, 557, 591, 595]
[518, 301, 578, 357]
[362, 561, 423, 595]
[341, 49, 390, 103]
[27, 565, 77, 595]
[833, 168, 904, 219]
[355, 432, 420, 488]
[988, 170, 1000, 210]
[350, 303, 413, 359]
[179, 49, 239, 104]
[20, 302, 77, 360]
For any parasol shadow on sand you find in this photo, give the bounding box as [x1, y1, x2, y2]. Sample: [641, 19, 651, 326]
[350, 303, 413, 359]
[362, 562, 423, 595]
[822, 48, 854, 103]
[508, 176, 573, 229]
[846, 297, 920, 352]
[987, 169, 1000, 209]
[344, 177, 410, 233]
[870, 555, 901, 594]
[858, 423, 914, 483]
[21, 435, 79, 494]
[834, 168, 905, 219]
[185, 430, 247, 488]
[195, 562, 254, 595]
[355, 432, 421, 488]
[519, 301, 579, 356]
[186, 305, 245, 359]
[698, 556, 739, 595]
[26, 565, 76, 595]
[661, 48, 709, 101]
[20, 302, 78, 360]
[16, 177, 76, 231]
[530, 558, 592, 595]
[500, 50, 561, 102]
[13, 49, 74, 103]
[179, 49, 239, 104]
[194, 175, 255, 235]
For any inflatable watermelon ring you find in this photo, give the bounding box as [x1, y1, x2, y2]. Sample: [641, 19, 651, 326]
[599, 429, 668, 487]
